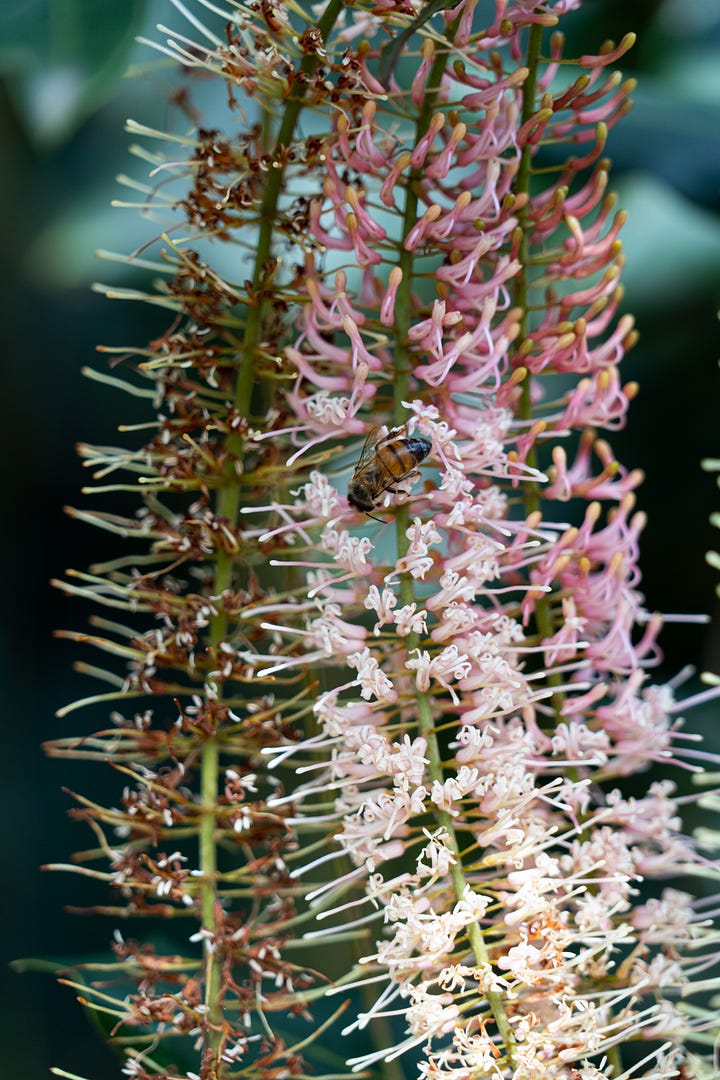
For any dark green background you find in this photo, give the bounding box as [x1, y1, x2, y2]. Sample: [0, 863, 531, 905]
[1, 1, 719, 1077]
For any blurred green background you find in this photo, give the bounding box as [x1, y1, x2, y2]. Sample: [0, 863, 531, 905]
[1, 1, 719, 1077]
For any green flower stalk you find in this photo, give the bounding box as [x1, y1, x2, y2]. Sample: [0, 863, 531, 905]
[48, 3, 720, 1079]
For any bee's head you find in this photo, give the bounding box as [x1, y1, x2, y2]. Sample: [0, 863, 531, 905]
[347, 482, 374, 512]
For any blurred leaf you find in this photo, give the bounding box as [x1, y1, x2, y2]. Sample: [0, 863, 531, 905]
[0, 0, 47, 59]
[659, 47, 720, 105]
[22, 197, 159, 287]
[617, 172, 720, 309]
[378, 0, 448, 87]
[608, 80, 720, 207]
[656, 0, 720, 39]
[2, 0, 148, 147]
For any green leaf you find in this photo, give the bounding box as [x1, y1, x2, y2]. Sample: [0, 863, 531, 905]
[659, 46, 720, 107]
[2, 0, 148, 147]
[616, 171, 720, 309]
[378, 0, 449, 89]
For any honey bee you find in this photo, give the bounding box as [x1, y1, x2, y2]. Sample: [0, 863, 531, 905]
[347, 426, 432, 518]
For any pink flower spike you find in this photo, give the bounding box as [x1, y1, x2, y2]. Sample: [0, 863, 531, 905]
[73, 9, 720, 1080]
[348, 648, 398, 704]
[569, 121, 609, 166]
[404, 204, 443, 252]
[334, 112, 356, 168]
[355, 40, 389, 95]
[344, 185, 387, 242]
[411, 37, 435, 106]
[580, 32, 637, 68]
[393, 518, 442, 581]
[459, 65, 529, 110]
[575, 78, 635, 127]
[345, 211, 384, 267]
[309, 196, 352, 252]
[559, 366, 633, 431]
[379, 151, 412, 208]
[426, 121, 467, 180]
[517, 106, 554, 148]
[355, 100, 387, 169]
[380, 267, 403, 327]
[409, 112, 446, 170]
[342, 314, 381, 371]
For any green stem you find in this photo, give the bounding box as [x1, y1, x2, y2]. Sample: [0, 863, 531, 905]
[393, 12, 463, 551]
[513, 23, 564, 708]
[199, 555, 239, 1054]
[235, 0, 347, 423]
[417, 691, 516, 1058]
[392, 32, 453, 428]
[199, 1, 346, 1067]
[391, 16, 516, 1067]
[515, 20, 544, 504]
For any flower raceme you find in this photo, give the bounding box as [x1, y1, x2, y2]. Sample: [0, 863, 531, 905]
[50, 2, 720, 1079]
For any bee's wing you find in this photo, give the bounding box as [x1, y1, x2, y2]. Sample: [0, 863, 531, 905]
[354, 425, 384, 469]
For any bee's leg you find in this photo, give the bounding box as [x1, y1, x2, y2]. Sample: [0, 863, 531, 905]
[400, 470, 421, 487]
[392, 470, 422, 503]
[383, 426, 403, 440]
